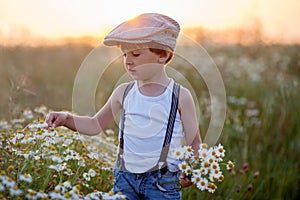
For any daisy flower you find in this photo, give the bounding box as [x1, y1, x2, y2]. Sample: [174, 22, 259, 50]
[215, 144, 225, 157]
[88, 169, 97, 177]
[184, 146, 194, 159]
[178, 161, 192, 175]
[9, 185, 23, 196]
[198, 148, 208, 161]
[172, 146, 185, 160]
[207, 182, 217, 193]
[19, 173, 33, 183]
[196, 177, 208, 191]
[226, 160, 235, 171]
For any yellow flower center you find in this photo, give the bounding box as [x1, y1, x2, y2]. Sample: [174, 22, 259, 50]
[64, 192, 72, 198]
[201, 181, 206, 186]
[108, 191, 114, 196]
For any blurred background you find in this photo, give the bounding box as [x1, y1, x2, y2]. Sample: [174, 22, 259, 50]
[0, 0, 299, 199]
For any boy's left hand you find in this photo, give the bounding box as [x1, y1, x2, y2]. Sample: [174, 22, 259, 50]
[179, 173, 193, 188]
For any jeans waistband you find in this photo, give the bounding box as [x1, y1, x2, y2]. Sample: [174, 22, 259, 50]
[126, 166, 168, 177]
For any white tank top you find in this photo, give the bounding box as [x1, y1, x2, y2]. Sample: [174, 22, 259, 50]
[120, 79, 184, 173]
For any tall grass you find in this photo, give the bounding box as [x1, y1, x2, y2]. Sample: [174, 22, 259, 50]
[1, 43, 299, 199]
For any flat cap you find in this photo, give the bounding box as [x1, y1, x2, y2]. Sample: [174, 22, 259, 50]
[103, 13, 180, 52]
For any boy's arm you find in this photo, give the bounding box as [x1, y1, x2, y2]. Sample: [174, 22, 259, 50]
[46, 83, 128, 136]
[179, 87, 202, 152]
[178, 86, 202, 188]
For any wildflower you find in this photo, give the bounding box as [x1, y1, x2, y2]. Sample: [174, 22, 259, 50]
[63, 138, 73, 146]
[28, 121, 48, 130]
[215, 144, 225, 157]
[11, 118, 25, 124]
[209, 170, 223, 182]
[34, 105, 47, 114]
[171, 147, 185, 159]
[192, 169, 201, 177]
[25, 189, 37, 200]
[49, 189, 64, 199]
[247, 184, 253, 191]
[178, 161, 187, 170]
[23, 107, 34, 119]
[89, 191, 102, 199]
[19, 150, 34, 159]
[64, 192, 72, 199]
[49, 163, 67, 172]
[198, 148, 208, 161]
[21, 135, 35, 144]
[254, 171, 260, 178]
[88, 169, 97, 177]
[9, 185, 23, 196]
[15, 133, 25, 139]
[245, 109, 259, 117]
[7, 165, 14, 172]
[34, 155, 41, 160]
[199, 166, 208, 175]
[19, 173, 33, 183]
[178, 161, 192, 175]
[78, 158, 86, 167]
[0, 118, 11, 129]
[196, 177, 208, 191]
[50, 154, 63, 163]
[35, 190, 48, 199]
[201, 160, 211, 169]
[83, 172, 91, 181]
[184, 146, 194, 159]
[207, 182, 217, 193]
[55, 183, 67, 193]
[63, 180, 72, 189]
[243, 162, 249, 173]
[226, 160, 235, 171]
[200, 143, 208, 149]
[69, 189, 82, 200]
[108, 191, 114, 196]
[105, 129, 115, 135]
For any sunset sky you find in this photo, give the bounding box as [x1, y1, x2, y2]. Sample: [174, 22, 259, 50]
[0, 0, 300, 45]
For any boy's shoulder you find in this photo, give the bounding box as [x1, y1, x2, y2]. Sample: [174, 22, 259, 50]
[115, 81, 134, 91]
[110, 82, 135, 104]
[178, 84, 194, 102]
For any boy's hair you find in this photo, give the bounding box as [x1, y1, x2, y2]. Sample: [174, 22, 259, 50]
[149, 48, 174, 64]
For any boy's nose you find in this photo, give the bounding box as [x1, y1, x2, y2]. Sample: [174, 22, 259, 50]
[126, 64, 135, 71]
[125, 59, 133, 68]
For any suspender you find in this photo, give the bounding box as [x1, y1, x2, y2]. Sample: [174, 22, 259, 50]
[117, 81, 135, 171]
[117, 81, 180, 172]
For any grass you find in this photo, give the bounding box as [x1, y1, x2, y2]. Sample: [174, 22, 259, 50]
[0, 42, 300, 199]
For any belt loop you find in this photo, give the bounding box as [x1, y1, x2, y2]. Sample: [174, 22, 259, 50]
[158, 161, 164, 178]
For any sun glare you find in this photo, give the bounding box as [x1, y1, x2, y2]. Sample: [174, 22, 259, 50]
[0, 0, 300, 45]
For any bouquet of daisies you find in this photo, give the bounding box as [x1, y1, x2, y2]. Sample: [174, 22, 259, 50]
[172, 143, 234, 193]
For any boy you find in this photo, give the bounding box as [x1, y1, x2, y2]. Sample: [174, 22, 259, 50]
[46, 13, 201, 199]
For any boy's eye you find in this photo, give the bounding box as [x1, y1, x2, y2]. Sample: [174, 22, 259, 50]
[132, 53, 140, 57]
[123, 53, 127, 57]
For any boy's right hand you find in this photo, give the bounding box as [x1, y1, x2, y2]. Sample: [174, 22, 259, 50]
[45, 112, 69, 129]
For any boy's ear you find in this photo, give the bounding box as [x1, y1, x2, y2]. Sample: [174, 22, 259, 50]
[158, 57, 166, 64]
[158, 52, 170, 64]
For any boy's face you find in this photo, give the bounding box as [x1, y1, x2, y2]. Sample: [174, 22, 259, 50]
[122, 48, 165, 81]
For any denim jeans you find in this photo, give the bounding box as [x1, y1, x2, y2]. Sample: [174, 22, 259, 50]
[113, 168, 181, 200]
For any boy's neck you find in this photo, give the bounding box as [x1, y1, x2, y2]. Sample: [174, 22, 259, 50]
[137, 76, 171, 97]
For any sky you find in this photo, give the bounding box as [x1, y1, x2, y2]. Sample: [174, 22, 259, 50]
[0, 0, 300, 45]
